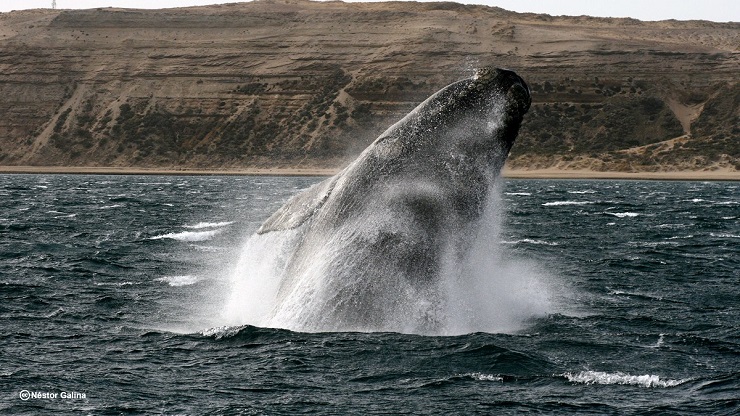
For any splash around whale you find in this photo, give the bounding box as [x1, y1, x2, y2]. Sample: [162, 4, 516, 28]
[223, 67, 554, 335]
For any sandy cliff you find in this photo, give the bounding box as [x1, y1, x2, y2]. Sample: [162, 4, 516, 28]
[0, 0, 737, 173]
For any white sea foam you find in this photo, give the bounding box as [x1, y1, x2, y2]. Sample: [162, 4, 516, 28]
[94, 281, 140, 286]
[44, 307, 65, 318]
[563, 371, 688, 388]
[464, 373, 504, 382]
[568, 190, 596, 194]
[652, 334, 665, 348]
[505, 192, 531, 196]
[667, 235, 694, 240]
[156, 275, 200, 287]
[501, 239, 559, 246]
[629, 241, 679, 247]
[184, 221, 234, 229]
[99, 204, 124, 210]
[542, 201, 594, 206]
[221, 183, 561, 335]
[711, 233, 740, 239]
[606, 212, 639, 218]
[200, 325, 245, 339]
[151, 229, 222, 242]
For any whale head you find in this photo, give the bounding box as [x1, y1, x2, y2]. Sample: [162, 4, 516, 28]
[258, 67, 532, 235]
[369, 67, 531, 178]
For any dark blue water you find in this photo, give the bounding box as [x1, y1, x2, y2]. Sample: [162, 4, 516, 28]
[1, 174, 738, 415]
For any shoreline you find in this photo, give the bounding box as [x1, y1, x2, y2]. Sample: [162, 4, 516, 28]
[0, 165, 738, 181]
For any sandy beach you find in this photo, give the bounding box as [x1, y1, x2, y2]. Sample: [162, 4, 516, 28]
[1, 165, 737, 181]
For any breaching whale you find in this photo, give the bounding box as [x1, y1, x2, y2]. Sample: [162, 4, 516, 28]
[242, 67, 531, 333]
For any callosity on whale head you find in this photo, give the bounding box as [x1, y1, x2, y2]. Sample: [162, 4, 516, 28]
[245, 67, 532, 333]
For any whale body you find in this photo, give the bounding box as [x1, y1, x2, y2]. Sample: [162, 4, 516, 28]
[245, 67, 531, 333]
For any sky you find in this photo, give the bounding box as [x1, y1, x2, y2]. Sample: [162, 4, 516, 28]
[0, 0, 738, 23]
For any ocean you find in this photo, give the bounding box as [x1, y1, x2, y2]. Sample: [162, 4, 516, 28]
[1, 174, 738, 415]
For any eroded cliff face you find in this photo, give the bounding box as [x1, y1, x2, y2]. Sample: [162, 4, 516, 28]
[0, 0, 737, 171]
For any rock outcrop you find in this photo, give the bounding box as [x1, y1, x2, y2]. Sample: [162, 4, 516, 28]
[0, 0, 737, 171]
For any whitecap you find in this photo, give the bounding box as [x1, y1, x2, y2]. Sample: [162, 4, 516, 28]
[667, 235, 694, 240]
[44, 307, 65, 318]
[463, 373, 504, 382]
[657, 223, 691, 229]
[184, 221, 234, 229]
[651, 334, 666, 348]
[155, 275, 200, 287]
[563, 371, 687, 388]
[628, 241, 679, 247]
[99, 204, 124, 210]
[710, 233, 740, 239]
[567, 190, 596, 194]
[150, 229, 222, 242]
[542, 201, 594, 206]
[501, 239, 559, 246]
[200, 325, 245, 339]
[94, 281, 140, 286]
[505, 192, 531, 196]
[606, 212, 639, 218]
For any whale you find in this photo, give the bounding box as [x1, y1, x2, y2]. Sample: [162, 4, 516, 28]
[247, 67, 531, 333]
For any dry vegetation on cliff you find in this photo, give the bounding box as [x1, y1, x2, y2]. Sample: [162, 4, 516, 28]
[0, 0, 737, 174]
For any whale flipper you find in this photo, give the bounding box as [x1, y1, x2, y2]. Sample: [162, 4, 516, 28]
[257, 174, 340, 234]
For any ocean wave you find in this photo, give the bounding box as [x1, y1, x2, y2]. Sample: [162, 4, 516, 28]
[155, 275, 200, 287]
[150, 229, 222, 242]
[542, 201, 594, 206]
[200, 325, 245, 339]
[44, 307, 65, 318]
[501, 239, 559, 246]
[563, 371, 688, 388]
[184, 221, 234, 229]
[710, 233, 740, 239]
[462, 373, 504, 382]
[98, 204, 124, 210]
[628, 241, 680, 247]
[93, 281, 141, 286]
[567, 190, 596, 194]
[606, 212, 640, 218]
[666, 235, 694, 239]
[505, 192, 531, 196]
